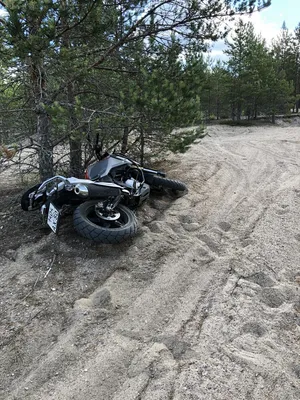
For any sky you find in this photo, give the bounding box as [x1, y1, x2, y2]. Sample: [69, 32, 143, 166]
[211, 0, 300, 60]
[245, 0, 299, 42]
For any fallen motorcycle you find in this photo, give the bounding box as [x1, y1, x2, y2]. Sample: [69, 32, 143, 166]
[21, 152, 187, 243]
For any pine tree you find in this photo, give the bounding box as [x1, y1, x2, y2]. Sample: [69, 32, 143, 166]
[271, 22, 300, 111]
[224, 19, 293, 122]
[0, 0, 272, 179]
[225, 19, 251, 120]
[201, 60, 231, 120]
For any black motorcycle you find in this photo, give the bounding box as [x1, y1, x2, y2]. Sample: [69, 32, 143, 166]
[21, 152, 187, 243]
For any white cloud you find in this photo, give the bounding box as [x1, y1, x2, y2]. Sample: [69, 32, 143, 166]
[210, 11, 283, 62]
[239, 11, 281, 45]
[209, 40, 228, 62]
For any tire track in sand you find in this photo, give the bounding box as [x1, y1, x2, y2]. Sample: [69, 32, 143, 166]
[4, 124, 300, 400]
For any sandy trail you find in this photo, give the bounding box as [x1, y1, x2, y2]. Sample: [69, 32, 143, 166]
[1, 124, 300, 399]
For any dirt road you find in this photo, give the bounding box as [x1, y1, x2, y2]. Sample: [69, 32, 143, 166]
[1, 123, 300, 399]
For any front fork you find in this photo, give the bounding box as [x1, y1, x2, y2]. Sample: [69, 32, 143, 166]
[102, 194, 122, 212]
[96, 186, 131, 214]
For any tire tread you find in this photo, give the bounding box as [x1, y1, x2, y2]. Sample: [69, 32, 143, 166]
[73, 202, 138, 243]
[151, 176, 187, 192]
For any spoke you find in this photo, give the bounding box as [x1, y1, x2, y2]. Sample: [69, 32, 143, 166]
[86, 207, 128, 229]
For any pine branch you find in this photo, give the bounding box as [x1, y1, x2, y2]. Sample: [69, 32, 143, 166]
[55, 0, 98, 39]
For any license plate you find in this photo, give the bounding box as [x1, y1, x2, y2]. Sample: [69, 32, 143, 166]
[47, 203, 60, 233]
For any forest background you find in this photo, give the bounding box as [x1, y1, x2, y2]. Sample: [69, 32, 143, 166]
[0, 0, 299, 181]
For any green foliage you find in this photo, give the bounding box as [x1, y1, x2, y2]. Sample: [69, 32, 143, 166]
[168, 126, 206, 153]
[271, 23, 300, 99]
[116, 39, 206, 157]
[201, 60, 232, 120]
[202, 19, 295, 123]
[0, 0, 272, 178]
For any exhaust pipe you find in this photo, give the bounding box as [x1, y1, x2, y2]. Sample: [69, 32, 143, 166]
[74, 184, 89, 198]
[74, 182, 122, 199]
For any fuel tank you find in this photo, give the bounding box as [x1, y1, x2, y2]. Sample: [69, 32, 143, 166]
[86, 155, 130, 180]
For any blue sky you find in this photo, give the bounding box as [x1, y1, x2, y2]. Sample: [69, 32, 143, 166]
[210, 0, 300, 60]
[260, 0, 299, 32]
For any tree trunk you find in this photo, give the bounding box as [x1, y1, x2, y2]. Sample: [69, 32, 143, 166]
[37, 109, 53, 180]
[231, 104, 235, 121]
[70, 137, 82, 177]
[29, 61, 53, 181]
[237, 102, 241, 120]
[61, 2, 82, 177]
[271, 113, 275, 124]
[68, 83, 82, 177]
[26, 9, 54, 181]
[121, 126, 129, 153]
[216, 98, 220, 120]
[140, 127, 144, 166]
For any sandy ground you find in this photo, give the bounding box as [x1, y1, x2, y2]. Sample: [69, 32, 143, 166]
[1, 123, 300, 399]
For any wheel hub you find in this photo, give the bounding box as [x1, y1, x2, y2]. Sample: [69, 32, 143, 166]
[95, 207, 121, 221]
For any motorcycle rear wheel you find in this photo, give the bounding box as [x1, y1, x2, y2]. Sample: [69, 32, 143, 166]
[73, 201, 138, 243]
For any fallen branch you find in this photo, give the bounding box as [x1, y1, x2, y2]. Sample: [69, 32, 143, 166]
[44, 254, 56, 279]
[21, 274, 40, 301]
[20, 254, 56, 301]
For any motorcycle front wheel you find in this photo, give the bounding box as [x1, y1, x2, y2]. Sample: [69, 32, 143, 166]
[73, 201, 138, 244]
[21, 183, 42, 211]
[147, 176, 187, 192]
